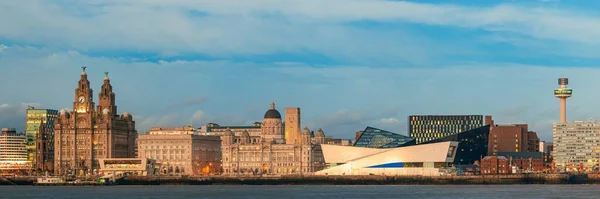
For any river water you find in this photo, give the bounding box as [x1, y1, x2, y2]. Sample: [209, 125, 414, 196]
[1, 185, 598, 199]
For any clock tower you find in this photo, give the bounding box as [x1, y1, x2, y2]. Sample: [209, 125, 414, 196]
[54, 66, 137, 176]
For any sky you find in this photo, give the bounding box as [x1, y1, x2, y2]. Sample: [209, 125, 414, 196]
[1, 0, 600, 141]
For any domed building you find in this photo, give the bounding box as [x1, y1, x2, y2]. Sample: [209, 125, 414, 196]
[261, 102, 284, 143]
[220, 101, 326, 176]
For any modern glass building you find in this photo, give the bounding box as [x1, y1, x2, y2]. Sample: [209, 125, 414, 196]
[353, 126, 415, 148]
[409, 115, 485, 144]
[25, 108, 58, 167]
[420, 125, 490, 165]
[553, 121, 600, 173]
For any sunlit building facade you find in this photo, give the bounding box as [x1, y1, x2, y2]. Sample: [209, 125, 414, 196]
[553, 121, 600, 173]
[25, 108, 58, 171]
[0, 128, 29, 173]
[137, 126, 221, 175]
[220, 102, 325, 176]
[315, 141, 459, 176]
[409, 115, 485, 144]
[54, 69, 137, 176]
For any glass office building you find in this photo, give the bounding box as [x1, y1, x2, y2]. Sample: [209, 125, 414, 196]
[420, 125, 490, 165]
[409, 115, 484, 144]
[353, 126, 415, 148]
[25, 109, 58, 166]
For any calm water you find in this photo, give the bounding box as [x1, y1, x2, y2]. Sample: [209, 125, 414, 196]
[1, 185, 599, 199]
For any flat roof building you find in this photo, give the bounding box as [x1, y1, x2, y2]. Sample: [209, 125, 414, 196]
[0, 128, 29, 174]
[553, 121, 600, 173]
[409, 115, 487, 144]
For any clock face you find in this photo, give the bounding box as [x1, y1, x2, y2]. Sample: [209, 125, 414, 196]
[78, 96, 85, 103]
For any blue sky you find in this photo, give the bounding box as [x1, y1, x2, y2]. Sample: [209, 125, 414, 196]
[1, 0, 600, 141]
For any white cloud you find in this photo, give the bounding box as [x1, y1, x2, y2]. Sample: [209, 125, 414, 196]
[0, 44, 7, 52]
[3, 46, 600, 141]
[190, 110, 206, 125]
[0, 1, 598, 62]
[378, 118, 400, 125]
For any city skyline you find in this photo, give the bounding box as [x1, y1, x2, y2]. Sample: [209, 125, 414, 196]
[3, 1, 600, 141]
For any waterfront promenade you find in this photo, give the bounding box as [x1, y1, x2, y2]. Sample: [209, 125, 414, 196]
[2, 174, 598, 185]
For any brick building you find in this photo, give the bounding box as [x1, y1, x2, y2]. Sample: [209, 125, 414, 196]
[480, 156, 510, 175]
[487, 117, 540, 155]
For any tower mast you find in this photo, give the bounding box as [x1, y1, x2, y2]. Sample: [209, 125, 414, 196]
[554, 78, 572, 123]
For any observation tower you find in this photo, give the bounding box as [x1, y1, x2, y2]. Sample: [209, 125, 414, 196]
[554, 78, 572, 123]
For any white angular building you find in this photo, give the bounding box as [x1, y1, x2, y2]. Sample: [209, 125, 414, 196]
[314, 141, 459, 176]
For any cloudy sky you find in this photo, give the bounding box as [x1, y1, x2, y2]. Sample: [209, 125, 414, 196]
[1, 0, 600, 141]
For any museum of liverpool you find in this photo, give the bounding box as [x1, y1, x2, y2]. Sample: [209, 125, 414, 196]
[315, 141, 459, 176]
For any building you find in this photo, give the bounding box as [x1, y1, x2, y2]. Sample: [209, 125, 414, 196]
[0, 128, 29, 174]
[487, 119, 540, 155]
[420, 125, 491, 165]
[539, 141, 553, 164]
[554, 77, 572, 123]
[553, 121, 600, 173]
[480, 156, 510, 175]
[409, 115, 487, 144]
[54, 68, 137, 176]
[220, 102, 325, 176]
[284, 107, 301, 144]
[24, 108, 58, 172]
[315, 141, 459, 176]
[353, 126, 415, 148]
[137, 126, 221, 175]
[198, 122, 262, 138]
[497, 152, 544, 173]
[98, 158, 157, 176]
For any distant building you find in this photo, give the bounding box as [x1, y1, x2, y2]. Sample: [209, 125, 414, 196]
[353, 126, 414, 148]
[487, 118, 540, 155]
[496, 152, 544, 173]
[480, 156, 510, 175]
[220, 102, 325, 176]
[25, 108, 58, 172]
[199, 122, 262, 138]
[54, 69, 137, 176]
[316, 141, 459, 176]
[137, 126, 221, 175]
[553, 121, 600, 173]
[408, 115, 487, 144]
[420, 125, 490, 165]
[284, 107, 301, 144]
[0, 128, 29, 174]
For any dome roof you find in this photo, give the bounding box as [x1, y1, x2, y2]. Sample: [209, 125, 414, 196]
[264, 101, 281, 119]
[59, 109, 70, 116]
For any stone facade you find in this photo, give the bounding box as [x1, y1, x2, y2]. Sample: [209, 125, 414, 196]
[220, 102, 325, 176]
[137, 126, 221, 176]
[284, 107, 300, 144]
[54, 69, 137, 176]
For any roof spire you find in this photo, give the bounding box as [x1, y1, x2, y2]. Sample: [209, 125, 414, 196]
[104, 72, 109, 80]
[81, 66, 87, 75]
[270, 101, 275, 109]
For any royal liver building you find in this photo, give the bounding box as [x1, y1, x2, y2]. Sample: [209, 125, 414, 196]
[220, 102, 325, 175]
[54, 68, 137, 176]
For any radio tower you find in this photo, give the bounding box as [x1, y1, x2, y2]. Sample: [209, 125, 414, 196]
[554, 77, 572, 123]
